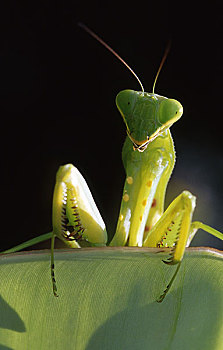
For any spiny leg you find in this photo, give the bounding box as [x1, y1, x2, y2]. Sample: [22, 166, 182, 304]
[143, 191, 196, 301]
[51, 164, 107, 296]
[157, 222, 223, 302]
[156, 262, 181, 303]
[53, 165, 106, 247]
[50, 226, 79, 298]
[51, 232, 58, 297]
[143, 191, 223, 301]
[51, 179, 81, 297]
[143, 191, 196, 258]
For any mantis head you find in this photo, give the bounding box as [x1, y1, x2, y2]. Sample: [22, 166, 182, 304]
[116, 89, 183, 151]
[79, 24, 183, 151]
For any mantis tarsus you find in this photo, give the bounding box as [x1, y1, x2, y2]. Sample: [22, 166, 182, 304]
[2, 24, 223, 302]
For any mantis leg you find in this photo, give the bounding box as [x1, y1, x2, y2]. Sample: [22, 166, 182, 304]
[51, 232, 58, 297]
[1, 232, 52, 254]
[187, 221, 223, 246]
[50, 164, 107, 296]
[52, 164, 107, 247]
[157, 220, 223, 303]
[143, 191, 223, 301]
[143, 190, 195, 302]
[143, 190, 196, 263]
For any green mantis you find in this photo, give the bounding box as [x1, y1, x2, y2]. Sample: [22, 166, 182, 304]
[3, 25, 223, 301]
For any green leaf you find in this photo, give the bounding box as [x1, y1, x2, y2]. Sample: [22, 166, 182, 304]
[0, 247, 223, 350]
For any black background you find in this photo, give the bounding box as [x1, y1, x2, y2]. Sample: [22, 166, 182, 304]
[1, 1, 223, 250]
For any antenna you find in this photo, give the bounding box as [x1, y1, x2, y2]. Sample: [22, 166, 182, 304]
[78, 22, 144, 93]
[152, 41, 171, 94]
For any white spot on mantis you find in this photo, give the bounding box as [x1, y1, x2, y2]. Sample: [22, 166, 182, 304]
[123, 208, 131, 233]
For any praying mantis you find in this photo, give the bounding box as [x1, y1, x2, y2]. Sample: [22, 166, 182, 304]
[2, 24, 223, 302]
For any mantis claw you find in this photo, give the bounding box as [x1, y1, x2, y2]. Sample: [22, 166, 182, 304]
[157, 263, 181, 303]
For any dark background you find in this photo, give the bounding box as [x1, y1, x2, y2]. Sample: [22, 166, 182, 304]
[1, 1, 223, 250]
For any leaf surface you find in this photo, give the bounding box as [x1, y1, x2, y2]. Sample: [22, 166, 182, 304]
[0, 247, 223, 350]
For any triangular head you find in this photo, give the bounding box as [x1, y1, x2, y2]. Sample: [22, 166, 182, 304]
[116, 90, 183, 151]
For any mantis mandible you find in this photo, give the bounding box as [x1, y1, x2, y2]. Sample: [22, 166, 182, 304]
[3, 24, 223, 302]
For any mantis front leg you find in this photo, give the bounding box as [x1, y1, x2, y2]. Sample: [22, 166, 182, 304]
[142, 190, 223, 301]
[51, 164, 107, 296]
[2, 164, 108, 297]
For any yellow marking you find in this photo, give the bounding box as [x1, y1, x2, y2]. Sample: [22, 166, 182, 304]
[119, 214, 124, 221]
[147, 180, 152, 187]
[140, 215, 142, 221]
[127, 132, 148, 146]
[123, 194, 129, 202]
[142, 199, 147, 206]
[127, 176, 133, 185]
